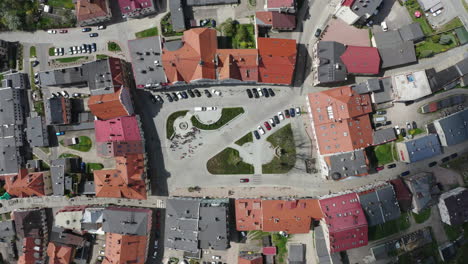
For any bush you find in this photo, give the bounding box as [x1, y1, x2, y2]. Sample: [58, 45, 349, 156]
[419, 50, 434, 58]
[107, 42, 121, 52]
[431, 35, 441, 43]
[439, 34, 452, 44]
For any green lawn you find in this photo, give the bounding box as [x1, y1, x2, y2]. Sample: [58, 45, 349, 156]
[408, 128, 424, 136]
[207, 147, 254, 174]
[54, 56, 87, 63]
[34, 101, 45, 116]
[107, 42, 121, 52]
[166, 110, 188, 139]
[59, 153, 80, 158]
[191, 107, 244, 130]
[412, 207, 431, 223]
[47, 0, 75, 9]
[49, 47, 55, 56]
[235, 132, 253, 146]
[272, 233, 289, 264]
[61, 136, 92, 152]
[135, 27, 159, 38]
[262, 124, 296, 174]
[437, 17, 464, 33]
[373, 143, 396, 165]
[415, 35, 457, 58]
[86, 163, 104, 174]
[368, 212, 411, 241]
[96, 54, 109, 60]
[30, 46, 36, 58]
[443, 223, 463, 241]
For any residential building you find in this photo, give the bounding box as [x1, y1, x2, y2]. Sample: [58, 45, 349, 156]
[390, 178, 413, 211]
[102, 207, 152, 236]
[319, 193, 368, 253]
[255, 11, 296, 31]
[82, 57, 132, 95]
[49, 226, 86, 247]
[372, 128, 397, 145]
[47, 242, 74, 264]
[353, 77, 395, 104]
[403, 172, 437, 213]
[257, 37, 297, 85]
[168, 0, 186, 32]
[2, 168, 52, 197]
[335, 0, 383, 25]
[0, 220, 16, 262]
[81, 207, 105, 234]
[426, 57, 468, 90]
[265, 0, 295, 13]
[75, 0, 112, 26]
[38, 67, 87, 87]
[94, 115, 142, 143]
[128, 36, 166, 88]
[238, 252, 263, 264]
[288, 243, 305, 264]
[88, 87, 134, 120]
[198, 198, 230, 250]
[357, 185, 401, 226]
[102, 233, 147, 264]
[118, 0, 156, 19]
[94, 154, 147, 199]
[26, 116, 49, 147]
[438, 187, 468, 226]
[50, 158, 81, 196]
[55, 206, 87, 233]
[396, 134, 442, 163]
[45, 97, 72, 125]
[398, 23, 425, 42]
[373, 33, 416, 69]
[165, 197, 201, 253]
[0, 39, 17, 71]
[418, 0, 442, 12]
[433, 109, 468, 146]
[235, 199, 263, 231]
[392, 70, 433, 102]
[313, 225, 343, 264]
[0, 220, 15, 242]
[323, 150, 369, 180]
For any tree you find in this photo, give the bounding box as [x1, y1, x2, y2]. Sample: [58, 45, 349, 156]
[431, 35, 441, 43]
[219, 18, 235, 36]
[3, 12, 21, 30]
[439, 34, 452, 45]
[419, 50, 434, 58]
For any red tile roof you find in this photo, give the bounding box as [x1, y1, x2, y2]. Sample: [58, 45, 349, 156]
[341, 0, 356, 7]
[235, 199, 263, 231]
[256, 11, 296, 29]
[94, 115, 142, 143]
[88, 88, 133, 120]
[262, 246, 277, 255]
[238, 254, 263, 264]
[2, 169, 49, 197]
[47, 242, 74, 264]
[102, 233, 147, 264]
[307, 86, 373, 155]
[319, 193, 368, 253]
[217, 49, 259, 82]
[75, 0, 110, 23]
[258, 37, 297, 85]
[340, 46, 380, 74]
[390, 179, 412, 201]
[94, 154, 147, 200]
[118, 0, 153, 14]
[267, 0, 295, 8]
[18, 237, 43, 264]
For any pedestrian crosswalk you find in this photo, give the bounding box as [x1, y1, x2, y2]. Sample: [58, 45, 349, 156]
[252, 175, 262, 184]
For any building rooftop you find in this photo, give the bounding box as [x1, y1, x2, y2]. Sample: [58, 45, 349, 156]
[216, 49, 259, 82]
[165, 198, 201, 253]
[47, 242, 73, 264]
[0, 220, 15, 241]
[397, 134, 442, 163]
[45, 97, 70, 125]
[75, 0, 110, 24]
[12, 208, 47, 239]
[373, 128, 396, 145]
[399, 23, 425, 42]
[340, 46, 380, 74]
[235, 199, 263, 231]
[118, 0, 154, 15]
[38, 66, 86, 87]
[102, 207, 151, 236]
[3, 169, 49, 197]
[392, 70, 432, 102]
[255, 11, 296, 29]
[238, 253, 263, 264]
[325, 149, 369, 180]
[350, 0, 382, 18]
[55, 206, 86, 232]
[358, 185, 401, 226]
[390, 178, 413, 211]
[50, 226, 85, 247]
[82, 58, 125, 95]
[403, 172, 435, 213]
[258, 37, 297, 85]
[418, 0, 441, 10]
[102, 233, 147, 264]
[186, 0, 239, 5]
[314, 41, 347, 83]
[434, 109, 468, 146]
[266, 0, 295, 9]
[198, 199, 230, 250]
[128, 36, 166, 88]
[168, 0, 186, 32]
[377, 41, 417, 69]
[288, 243, 305, 264]
[88, 87, 134, 120]
[94, 115, 142, 143]
[26, 116, 49, 147]
[438, 187, 468, 226]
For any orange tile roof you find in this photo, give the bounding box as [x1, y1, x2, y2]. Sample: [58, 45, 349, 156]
[47, 242, 74, 264]
[235, 199, 263, 231]
[102, 233, 147, 264]
[88, 88, 132, 120]
[94, 154, 147, 200]
[238, 255, 263, 264]
[307, 86, 373, 155]
[75, 0, 110, 23]
[162, 28, 218, 83]
[19, 237, 42, 264]
[262, 199, 323, 234]
[2, 169, 48, 198]
[217, 49, 259, 82]
[258, 37, 297, 85]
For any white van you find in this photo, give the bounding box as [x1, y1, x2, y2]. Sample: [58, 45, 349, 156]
[194, 107, 203, 112]
[381, 21, 388, 31]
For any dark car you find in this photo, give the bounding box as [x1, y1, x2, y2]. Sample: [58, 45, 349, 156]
[204, 89, 212, 98]
[274, 115, 280, 124]
[450, 153, 458, 159]
[171, 92, 179, 101]
[376, 110, 386, 115]
[155, 95, 163, 103]
[89, 33, 98, 37]
[315, 28, 322, 37]
[264, 121, 271, 131]
[384, 121, 392, 126]
[400, 171, 410, 176]
[262, 88, 269, 98]
[240, 178, 249, 183]
[165, 93, 173, 102]
[246, 89, 253, 98]
[441, 156, 450, 163]
[376, 123, 382, 128]
[59, 29, 68, 33]
[151, 95, 157, 104]
[285, 109, 290, 118]
[253, 88, 259, 98]
[187, 89, 195, 98]
[253, 130, 260, 140]
[32, 61, 39, 67]
[82, 27, 92, 32]
[428, 161, 437, 167]
[412, 121, 417, 129]
[181, 91, 188, 99]
[80, 162, 86, 172]
[387, 163, 396, 169]
[194, 89, 201, 97]
[290, 108, 296, 117]
[400, 128, 406, 137]
[211, 19, 216, 27]
[268, 88, 275, 97]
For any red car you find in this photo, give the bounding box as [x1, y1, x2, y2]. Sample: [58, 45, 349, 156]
[59, 29, 68, 33]
[264, 121, 271, 130]
[240, 178, 249, 183]
[376, 166, 384, 171]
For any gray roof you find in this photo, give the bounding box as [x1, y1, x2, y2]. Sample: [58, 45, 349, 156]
[165, 198, 200, 253]
[374, 30, 404, 48]
[371, 242, 398, 260]
[128, 36, 167, 87]
[0, 220, 15, 241]
[400, 134, 442, 163]
[378, 41, 417, 69]
[288, 244, 305, 264]
[38, 67, 87, 87]
[198, 199, 229, 250]
[351, 0, 382, 19]
[50, 226, 85, 247]
[404, 172, 434, 213]
[371, 77, 393, 103]
[455, 57, 468, 76]
[353, 78, 382, 94]
[169, 0, 186, 32]
[102, 207, 151, 236]
[327, 149, 368, 180]
[439, 187, 468, 226]
[44, 97, 70, 125]
[26, 116, 49, 147]
[418, 0, 441, 10]
[81, 59, 115, 95]
[186, 0, 238, 5]
[0, 145, 22, 175]
[0, 87, 26, 126]
[2, 72, 29, 90]
[80, 181, 95, 195]
[399, 23, 425, 42]
[373, 128, 396, 145]
[316, 41, 347, 83]
[434, 109, 468, 146]
[314, 225, 333, 264]
[359, 185, 401, 226]
[50, 158, 69, 196]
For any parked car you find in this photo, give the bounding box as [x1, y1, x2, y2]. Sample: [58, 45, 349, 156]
[374, 116, 386, 122]
[268, 88, 275, 97]
[59, 29, 68, 33]
[441, 156, 450, 163]
[187, 89, 195, 98]
[204, 89, 212, 98]
[450, 153, 458, 159]
[151, 95, 157, 104]
[375, 123, 382, 128]
[253, 89, 259, 98]
[47, 29, 57, 34]
[295, 107, 301, 116]
[257, 126, 265, 135]
[278, 112, 285, 120]
[82, 27, 92, 32]
[387, 163, 396, 169]
[400, 128, 406, 137]
[290, 108, 296, 117]
[400, 171, 410, 176]
[262, 88, 269, 98]
[89, 33, 98, 37]
[381, 21, 388, 31]
[211, 19, 216, 27]
[264, 121, 271, 131]
[72, 93, 81, 98]
[274, 115, 280, 124]
[211, 89, 221, 96]
[240, 178, 249, 183]
[97, 25, 106, 30]
[91, 43, 97, 52]
[246, 89, 253, 98]
[395, 126, 401, 135]
[194, 89, 201, 97]
[165, 93, 174, 102]
[314, 28, 322, 37]
[32, 61, 39, 67]
[384, 121, 392, 126]
[99, 250, 105, 255]
[406, 122, 411, 130]
[181, 91, 189, 99]
[206, 106, 217, 111]
[253, 130, 260, 140]
[269, 118, 276, 127]
[80, 162, 86, 172]
[412, 121, 417, 129]
[257, 88, 263, 97]
[428, 161, 437, 167]
[212, 256, 221, 260]
[55, 131, 65, 136]
[376, 110, 387, 115]
[172, 92, 179, 101]
[155, 95, 163, 103]
[376, 166, 384, 171]
[433, 9, 442, 16]
[284, 109, 290, 118]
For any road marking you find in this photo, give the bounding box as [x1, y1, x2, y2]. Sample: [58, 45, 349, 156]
[252, 175, 262, 184]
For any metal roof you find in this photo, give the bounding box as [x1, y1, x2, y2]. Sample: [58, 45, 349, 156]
[358, 185, 401, 226]
[169, 0, 187, 32]
[198, 199, 229, 250]
[315, 41, 347, 83]
[398, 134, 442, 163]
[165, 198, 201, 253]
[38, 67, 86, 87]
[350, 0, 382, 18]
[327, 149, 369, 180]
[26, 116, 49, 147]
[399, 23, 425, 42]
[128, 36, 167, 87]
[288, 243, 305, 263]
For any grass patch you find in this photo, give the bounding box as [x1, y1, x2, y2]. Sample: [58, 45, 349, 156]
[415, 35, 457, 58]
[54, 56, 87, 63]
[464, 0, 468, 13]
[49, 47, 55, 56]
[222, 21, 256, 49]
[86, 163, 104, 174]
[368, 212, 411, 241]
[191, 107, 244, 130]
[161, 13, 184, 37]
[30, 46, 36, 58]
[135, 27, 159, 38]
[248, 0, 256, 7]
[272, 233, 289, 264]
[61, 136, 92, 152]
[412, 207, 431, 223]
[34, 101, 45, 116]
[437, 17, 463, 33]
[207, 147, 254, 174]
[235, 132, 253, 146]
[404, 0, 433, 35]
[409, 128, 424, 136]
[443, 223, 463, 241]
[374, 143, 396, 165]
[107, 42, 121, 52]
[262, 124, 296, 174]
[166, 110, 188, 139]
[96, 54, 109, 60]
[59, 153, 80, 158]
[47, 0, 75, 9]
